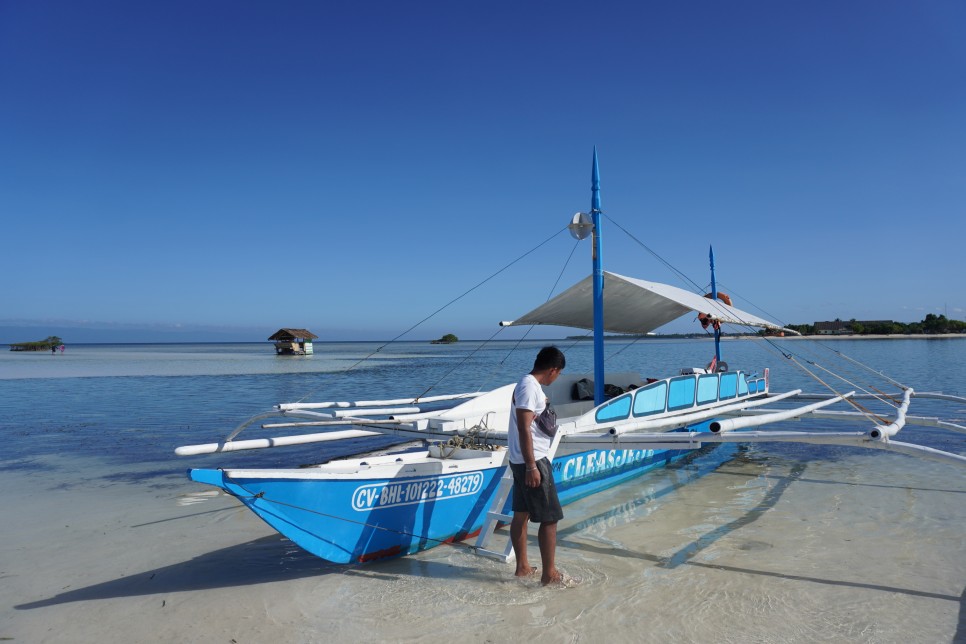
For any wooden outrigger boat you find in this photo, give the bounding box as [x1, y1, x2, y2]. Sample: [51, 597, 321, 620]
[177, 151, 966, 565]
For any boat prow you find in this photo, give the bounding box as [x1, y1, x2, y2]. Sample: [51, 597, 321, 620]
[188, 448, 509, 564]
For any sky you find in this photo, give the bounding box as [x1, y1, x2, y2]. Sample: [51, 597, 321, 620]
[1, 1, 964, 343]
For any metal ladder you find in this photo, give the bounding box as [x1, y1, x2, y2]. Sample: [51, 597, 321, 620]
[474, 429, 565, 562]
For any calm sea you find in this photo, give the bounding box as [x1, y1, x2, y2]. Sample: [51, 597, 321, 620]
[2, 338, 964, 643]
[2, 338, 963, 472]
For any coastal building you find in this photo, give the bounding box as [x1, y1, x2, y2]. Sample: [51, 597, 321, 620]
[813, 320, 894, 335]
[813, 321, 850, 335]
[268, 328, 318, 355]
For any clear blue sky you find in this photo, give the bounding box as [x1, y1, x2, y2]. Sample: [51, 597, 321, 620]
[2, 1, 964, 342]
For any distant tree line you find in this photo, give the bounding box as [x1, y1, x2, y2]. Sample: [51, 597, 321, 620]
[784, 314, 966, 336]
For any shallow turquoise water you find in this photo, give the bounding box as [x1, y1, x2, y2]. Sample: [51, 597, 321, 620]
[1, 338, 963, 642]
[1, 338, 963, 477]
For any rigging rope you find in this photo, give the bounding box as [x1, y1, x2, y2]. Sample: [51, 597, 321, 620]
[603, 211, 911, 410]
[286, 206, 910, 430]
[415, 236, 585, 401]
[786, 355, 889, 424]
[294, 225, 569, 404]
[802, 358, 899, 411]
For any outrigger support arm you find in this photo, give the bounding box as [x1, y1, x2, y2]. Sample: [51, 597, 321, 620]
[562, 429, 966, 468]
[275, 391, 485, 411]
[708, 391, 855, 433]
[175, 429, 383, 456]
[726, 408, 966, 435]
[867, 388, 912, 439]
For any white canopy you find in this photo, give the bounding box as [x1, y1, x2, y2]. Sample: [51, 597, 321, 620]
[501, 271, 787, 335]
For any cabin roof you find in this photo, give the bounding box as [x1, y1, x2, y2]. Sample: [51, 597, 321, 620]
[268, 328, 319, 341]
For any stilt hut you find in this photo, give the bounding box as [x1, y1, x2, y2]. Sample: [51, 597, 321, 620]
[269, 328, 318, 355]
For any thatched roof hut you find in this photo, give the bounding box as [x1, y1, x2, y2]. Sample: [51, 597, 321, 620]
[269, 328, 318, 355]
[268, 329, 318, 342]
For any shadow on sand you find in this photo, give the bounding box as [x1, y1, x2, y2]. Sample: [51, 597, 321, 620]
[958, 585, 966, 643]
[15, 532, 494, 611]
[558, 459, 963, 606]
[15, 535, 332, 609]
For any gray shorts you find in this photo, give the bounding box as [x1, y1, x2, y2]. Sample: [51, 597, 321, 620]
[509, 457, 563, 524]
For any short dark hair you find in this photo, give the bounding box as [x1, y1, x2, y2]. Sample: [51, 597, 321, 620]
[533, 345, 565, 372]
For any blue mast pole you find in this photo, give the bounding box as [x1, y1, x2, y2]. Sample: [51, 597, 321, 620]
[709, 245, 721, 364]
[591, 148, 605, 405]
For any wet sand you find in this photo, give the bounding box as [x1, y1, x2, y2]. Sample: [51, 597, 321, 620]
[3, 447, 964, 643]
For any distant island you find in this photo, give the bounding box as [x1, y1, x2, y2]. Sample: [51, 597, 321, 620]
[567, 314, 966, 339]
[431, 333, 459, 344]
[9, 335, 64, 352]
[784, 314, 966, 336]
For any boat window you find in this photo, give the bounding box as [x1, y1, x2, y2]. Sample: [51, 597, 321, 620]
[738, 373, 749, 396]
[595, 393, 632, 423]
[632, 381, 667, 417]
[719, 372, 737, 399]
[697, 374, 719, 405]
[667, 376, 696, 411]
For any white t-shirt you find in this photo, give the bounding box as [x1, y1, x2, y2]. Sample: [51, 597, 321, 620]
[507, 373, 552, 465]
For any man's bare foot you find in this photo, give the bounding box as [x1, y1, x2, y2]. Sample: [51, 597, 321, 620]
[542, 570, 579, 587]
[514, 565, 538, 577]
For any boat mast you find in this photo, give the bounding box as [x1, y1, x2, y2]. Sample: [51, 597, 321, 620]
[709, 245, 721, 364]
[591, 148, 605, 405]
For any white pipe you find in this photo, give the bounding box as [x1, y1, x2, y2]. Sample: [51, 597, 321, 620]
[608, 389, 802, 435]
[563, 429, 869, 448]
[263, 421, 343, 429]
[913, 392, 966, 404]
[275, 391, 484, 411]
[792, 391, 966, 405]
[175, 429, 382, 456]
[225, 409, 414, 442]
[261, 419, 408, 429]
[328, 406, 421, 417]
[709, 392, 854, 433]
[726, 408, 966, 434]
[561, 429, 966, 468]
[935, 419, 966, 435]
[866, 439, 966, 467]
[868, 388, 913, 439]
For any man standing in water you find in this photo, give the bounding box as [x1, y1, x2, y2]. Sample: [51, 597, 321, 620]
[508, 345, 571, 586]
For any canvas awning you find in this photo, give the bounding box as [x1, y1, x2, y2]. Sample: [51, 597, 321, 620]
[501, 272, 789, 335]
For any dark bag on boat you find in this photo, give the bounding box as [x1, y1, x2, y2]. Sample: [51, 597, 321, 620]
[604, 383, 625, 399]
[571, 378, 594, 401]
[534, 404, 558, 439]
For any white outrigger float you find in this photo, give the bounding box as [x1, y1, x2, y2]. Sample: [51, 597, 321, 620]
[177, 151, 966, 565]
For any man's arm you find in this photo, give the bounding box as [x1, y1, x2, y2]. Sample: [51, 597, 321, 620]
[515, 407, 541, 488]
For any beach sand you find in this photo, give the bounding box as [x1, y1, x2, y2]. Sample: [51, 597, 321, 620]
[3, 447, 964, 643]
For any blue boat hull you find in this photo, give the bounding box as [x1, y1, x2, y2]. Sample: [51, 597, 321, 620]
[189, 433, 703, 564]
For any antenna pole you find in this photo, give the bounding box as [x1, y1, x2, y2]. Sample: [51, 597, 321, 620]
[591, 148, 605, 405]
